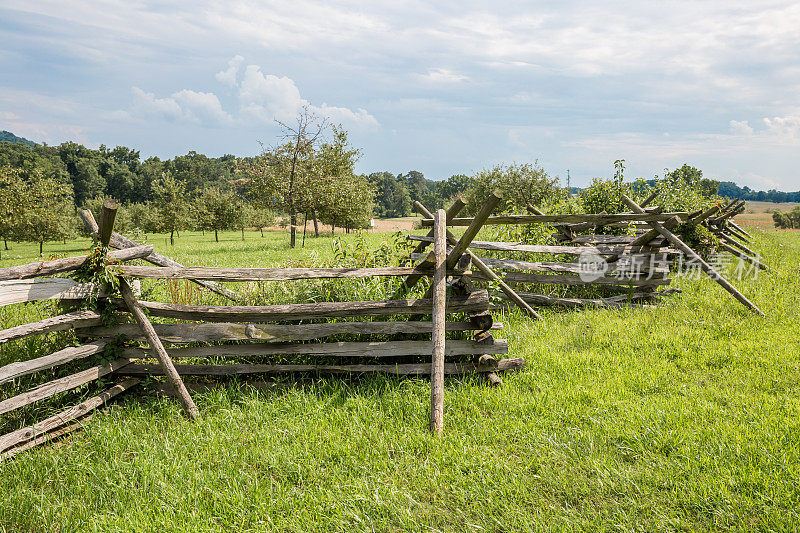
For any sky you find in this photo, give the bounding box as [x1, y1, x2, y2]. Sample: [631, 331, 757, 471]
[1, 1, 799, 190]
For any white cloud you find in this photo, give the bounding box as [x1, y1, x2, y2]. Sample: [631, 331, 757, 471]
[215, 55, 244, 87]
[729, 120, 754, 135]
[131, 87, 232, 126]
[238, 65, 305, 123]
[417, 68, 469, 84]
[0, 111, 20, 120]
[763, 114, 800, 142]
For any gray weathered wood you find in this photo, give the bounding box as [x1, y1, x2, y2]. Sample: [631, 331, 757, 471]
[0, 245, 153, 281]
[120, 358, 526, 377]
[414, 201, 543, 320]
[0, 358, 132, 415]
[98, 198, 119, 247]
[410, 254, 669, 276]
[430, 209, 446, 434]
[0, 342, 107, 385]
[0, 378, 140, 454]
[719, 241, 768, 270]
[495, 289, 675, 308]
[407, 235, 674, 257]
[420, 212, 686, 227]
[406, 198, 466, 263]
[119, 339, 509, 360]
[84, 321, 503, 344]
[0, 310, 103, 345]
[119, 278, 200, 420]
[0, 278, 101, 307]
[473, 271, 670, 286]
[126, 290, 490, 322]
[1, 417, 92, 460]
[79, 209, 239, 301]
[621, 194, 763, 315]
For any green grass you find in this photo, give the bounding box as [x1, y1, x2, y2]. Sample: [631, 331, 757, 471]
[1, 229, 799, 531]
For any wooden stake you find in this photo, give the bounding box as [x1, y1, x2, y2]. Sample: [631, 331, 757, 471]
[621, 194, 763, 315]
[119, 279, 200, 420]
[430, 209, 446, 434]
[98, 198, 119, 246]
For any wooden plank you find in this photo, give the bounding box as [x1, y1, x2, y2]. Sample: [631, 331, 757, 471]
[621, 194, 763, 315]
[0, 342, 106, 385]
[126, 290, 490, 322]
[0, 246, 153, 282]
[410, 254, 669, 276]
[719, 241, 768, 271]
[0, 378, 140, 454]
[120, 358, 526, 377]
[119, 278, 199, 420]
[79, 209, 239, 301]
[119, 339, 509, 360]
[98, 198, 118, 246]
[407, 235, 674, 256]
[495, 290, 674, 308]
[414, 201, 543, 320]
[406, 198, 466, 263]
[445, 191, 504, 270]
[420, 212, 687, 227]
[115, 265, 463, 281]
[84, 321, 503, 344]
[430, 209, 447, 434]
[0, 310, 103, 345]
[0, 278, 100, 307]
[1, 417, 92, 461]
[0, 358, 131, 415]
[473, 271, 670, 286]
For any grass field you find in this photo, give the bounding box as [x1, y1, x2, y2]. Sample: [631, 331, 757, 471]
[1, 228, 799, 531]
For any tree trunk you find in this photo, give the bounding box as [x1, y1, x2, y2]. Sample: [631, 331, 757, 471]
[312, 209, 319, 237]
[39, 241, 43, 255]
[3, 237, 8, 251]
[260, 228, 264, 237]
[241, 227, 245, 241]
[290, 212, 297, 248]
[170, 231, 174, 246]
[214, 229, 219, 243]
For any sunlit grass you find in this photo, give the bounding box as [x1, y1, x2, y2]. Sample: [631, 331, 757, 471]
[0, 229, 799, 530]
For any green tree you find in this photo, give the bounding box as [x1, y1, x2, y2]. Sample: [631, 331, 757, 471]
[467, 161, 562, 214]
[370, 172, 411, 217]
[0, 166, 25, 257]
[152, 172, 188, 245]
[15, 173, 74, 255]
[196, 187, 241, 242]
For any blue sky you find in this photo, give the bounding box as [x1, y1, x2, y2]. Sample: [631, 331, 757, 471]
[1, 1, 799, 189]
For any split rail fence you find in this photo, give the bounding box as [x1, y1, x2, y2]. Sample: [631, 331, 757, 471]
[0, 195, 522, 458]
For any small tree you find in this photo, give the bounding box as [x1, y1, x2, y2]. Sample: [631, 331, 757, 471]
[16, 173, 74, 255]
[0, 166, 25, 257]
[151, 172, 188, 245]
[250, 207, 275, 237]
[196, 187, 240, 242]
[466, 161, 562, 214]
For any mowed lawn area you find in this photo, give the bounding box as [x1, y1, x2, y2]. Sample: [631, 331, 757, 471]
[1, 228, 799, 531]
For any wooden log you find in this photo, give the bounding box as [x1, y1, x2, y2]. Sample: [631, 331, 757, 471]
[120, 358, 526, 377]
[394, 199, 470, 297]
[712, 229, 758, 257]
[0, 342, 106, 385]
[410, 254, 669, 276]
[126, 290, 490, 323]
[98, 198, 119, 246]
[79, 209, 239, 301]
[119, 278, 199, 420]
[0, 378, 140, 454]
[406, 198, 465, 262]
[640, 190, 659, 208]
[473, 271, 670, 286]
[0, 310, 103, 345]
[691, 204, 722, 225]
[0, 246, 153, 281]
[485, 372, 503, 386]
[621, 194, 763, 315]
[84, 321, 503, 344]
[719, 241, 768, 270]
[118, 339, 509, 360]
[528, 205, 573, 240]
[495, 290, 670, 308]
[1, 417, 92, 461]
[723, 223, 751, 243]
[727, 220, 752, 240]
[414, 200, 542, 320]
[407, 236, 674, 257]
[0, 278, 100, 307]
[115, 265, 466, 281]
[420, 212, 686, 227]
[0, 358, 132, 415]
[445, 191, 503, 270]
[430, 209, 446, 434]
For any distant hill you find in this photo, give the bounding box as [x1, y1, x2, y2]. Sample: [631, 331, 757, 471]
[0, 130, 36, 147]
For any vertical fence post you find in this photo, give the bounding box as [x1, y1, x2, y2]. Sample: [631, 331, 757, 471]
[430, 209, 447, 434]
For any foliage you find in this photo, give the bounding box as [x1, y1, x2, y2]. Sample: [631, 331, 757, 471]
[72, 242, 122, 321]
[0, 166, 26, 256]
[195, 187, 242, 242]
[151, 172, 189, 245]
[465, 161, 563, 214]
[772, 206, 800, 229]
[14, 172, 75, 255]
